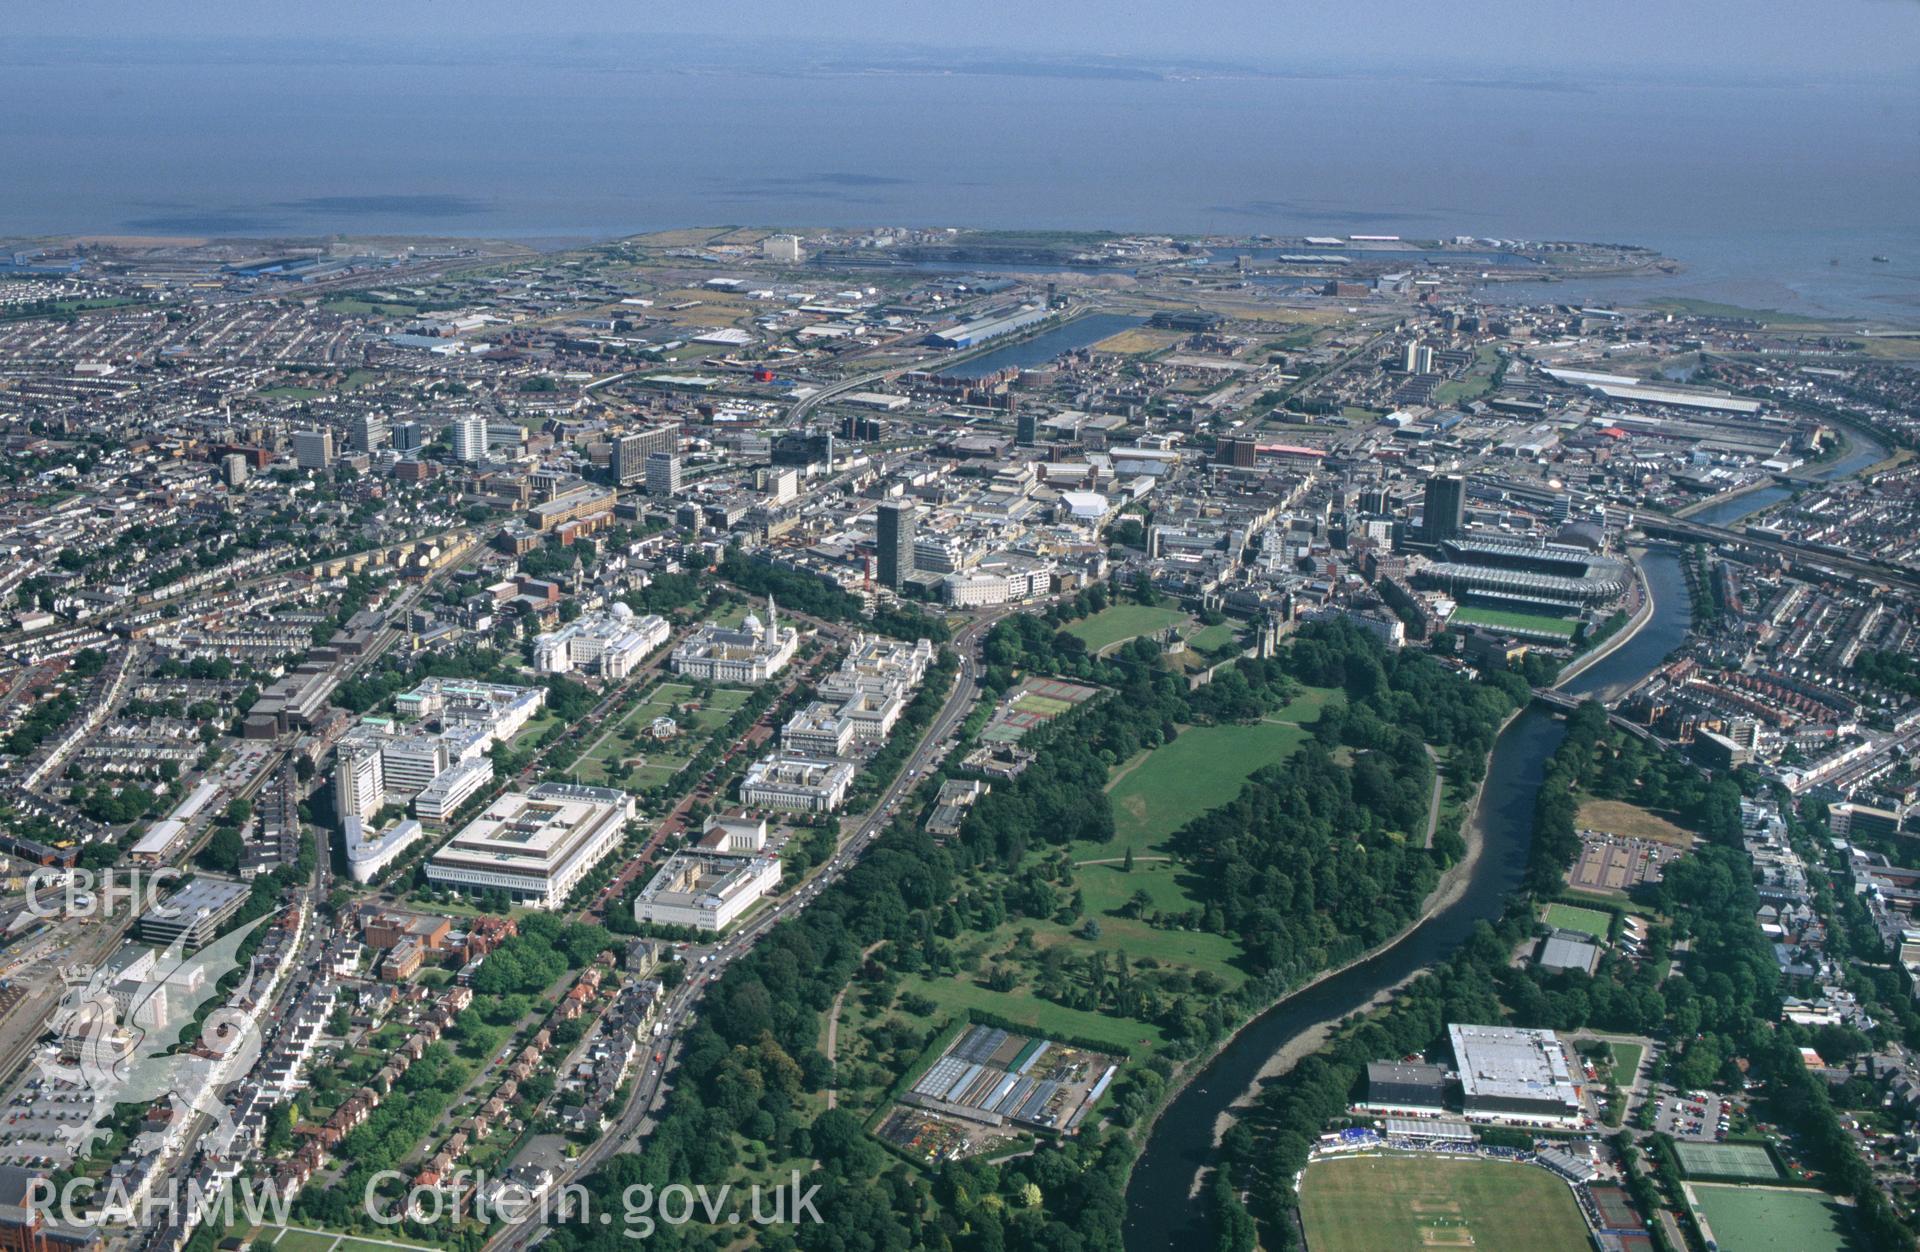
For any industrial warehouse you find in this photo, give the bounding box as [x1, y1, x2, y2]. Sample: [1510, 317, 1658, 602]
[924, 305, 1053, 349]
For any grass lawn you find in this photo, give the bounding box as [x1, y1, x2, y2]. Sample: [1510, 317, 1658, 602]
[259, 1230, 437, 1252]
[574, 681, 749, 786]
[1450, 606, 1577, 638]
[1575, 795, 1694, 846]
[1186, 621, 1239, 652]
[508, 709, 562, 748]
[1543, 902, 1612, 940]
[1094, 719, 1309, 858]
[1092, 326, 1183, 355]
[910, 859, 1250, 1062]
[1073, 861, 1247, 981]
[1063, 603, 1189, 652]
[1300, 1155, 1590, 1252]
[266, 1233, 340, 1252]
[897, 969, 1160, 1055]
[1271, 685, 1343, 725]
[1433, 343, 1501, 406]
[1610, 1041, 1644, 1081]
[1688, 1184, 1857, 1252]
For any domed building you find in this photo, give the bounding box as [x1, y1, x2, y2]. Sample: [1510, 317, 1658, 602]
[670, 596, 800, 684]
[534, 606, 670, 678]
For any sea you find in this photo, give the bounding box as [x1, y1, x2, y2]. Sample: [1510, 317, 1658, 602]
[3, 35, 1916, 324]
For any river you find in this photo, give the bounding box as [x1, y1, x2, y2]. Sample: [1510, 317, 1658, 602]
[1688, 422, 1890, 527]
[1122, 547, 1696, 1248]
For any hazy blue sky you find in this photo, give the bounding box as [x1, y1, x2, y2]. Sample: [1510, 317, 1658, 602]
[22, 0, 1920, 80]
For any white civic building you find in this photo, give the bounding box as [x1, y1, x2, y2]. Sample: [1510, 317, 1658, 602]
[739, 752, 857, 813]
[670, 597, 799, 684]
[534, 605, 670, 679]
[633, 850, 782, 932]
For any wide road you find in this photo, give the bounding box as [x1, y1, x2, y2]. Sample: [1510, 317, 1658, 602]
[481, 609, 1005, 1252]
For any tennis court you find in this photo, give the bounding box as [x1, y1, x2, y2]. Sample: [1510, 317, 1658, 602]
[1675, 1140, 1779, 1181]
[981, 679, 1099, 743]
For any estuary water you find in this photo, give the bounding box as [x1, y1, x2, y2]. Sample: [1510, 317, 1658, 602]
[2, 36, 1916, 324]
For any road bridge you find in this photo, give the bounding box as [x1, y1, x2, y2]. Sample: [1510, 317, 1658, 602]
[1634, 513, 1920, 594]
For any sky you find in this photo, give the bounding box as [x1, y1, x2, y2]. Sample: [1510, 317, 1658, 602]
[19, 0, 1920, 81]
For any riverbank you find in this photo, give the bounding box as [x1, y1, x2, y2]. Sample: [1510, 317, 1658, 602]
[1673, 475, 1779, 520]
[1110, 700, 1522, 1199]
[1123, 551, 1695, 1247]
[1553, 550, 1657, 695]
[1210, 707, 1523, 1138]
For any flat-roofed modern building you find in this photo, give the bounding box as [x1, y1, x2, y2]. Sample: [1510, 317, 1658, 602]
[739, 753, 856, 813]
[137, 877, 250, 950]
[531, 485, 615, 533]
[613, 426, 676, 485]
[342, 817, 428, 885]
[412, 757, 494, 826]
[876, 500, 915, 588]
[293, 429, 334, 470]
[334, 739, 385, 823]
[427, 782, 635, 909]
[1364, 1061, 1451, 1113]
[1448, 1023, 1584, 1123]
[633, 851, 782, 932]
[645, 451, 683, 497]
[379, 734, 448, 797]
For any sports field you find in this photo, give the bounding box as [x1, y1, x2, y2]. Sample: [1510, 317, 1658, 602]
[1299, 1154, 1590, 1252]
[1676, 1140, 1780, 1181]
[1450, 606, 1578, 639]
[1688, 1183, 1854, 1252]
[1543, 902, 1612, 940]
[1063, 603, 1189, 652]
[1101, 719, 1308, 853]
